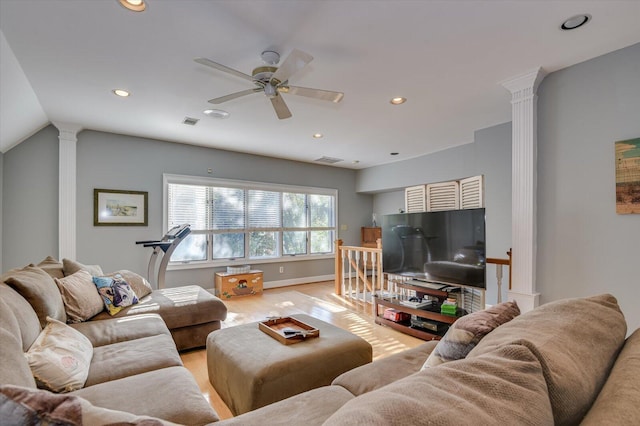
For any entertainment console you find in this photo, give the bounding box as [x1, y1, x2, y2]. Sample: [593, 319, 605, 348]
[374, 278, 484, 340]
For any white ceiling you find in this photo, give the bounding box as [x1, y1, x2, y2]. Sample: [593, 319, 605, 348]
[1, 1, 639, 169]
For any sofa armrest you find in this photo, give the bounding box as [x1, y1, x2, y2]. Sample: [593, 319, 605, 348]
[331, 341, 438, 396]
[580, 328, 640, 425]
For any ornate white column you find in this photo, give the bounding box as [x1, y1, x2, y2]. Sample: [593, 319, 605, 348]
[501, 68, 546, 312]
[54, 122, 83, 260]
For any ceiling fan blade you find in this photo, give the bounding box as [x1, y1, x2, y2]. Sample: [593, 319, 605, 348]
[270, 93, 292, 119]
[270, 49, 313, 85]
[279, 85, 344, 103]
[194, 57, 255, 83]
[208, 88, 262, 104]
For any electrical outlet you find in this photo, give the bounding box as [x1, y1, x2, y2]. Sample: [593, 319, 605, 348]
[279, 266, 284, 273]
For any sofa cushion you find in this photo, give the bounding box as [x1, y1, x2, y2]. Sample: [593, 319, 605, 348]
[54, 271, 104, 323]
[422, 300, 520, 368]
[324, 344, 555, 426]
[104, 269, 152, 299]
[467, 293, 627, 426]
[62, 258, 104, 277]
[71, 366, 219, 424]
[5, 266, 67, 326]
[36, 256, 64, 279]
[84, 334, 182, 387]
[332, 341, 438, 396]
[0, 283, 41, 351]
[91, 285, 227, 329]
[580, 328, 640, 425]
[0, 385, 179, 426]
[26, 317, 93, 393]
[92, 274, 139, 315]
[70, 313, 171, 348]
[218, 385, 355, 426]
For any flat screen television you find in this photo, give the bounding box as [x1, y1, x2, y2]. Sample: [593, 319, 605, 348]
[381, 208, 486, 288]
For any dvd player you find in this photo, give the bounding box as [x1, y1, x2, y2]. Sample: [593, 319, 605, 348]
[410, 316, 448, 333]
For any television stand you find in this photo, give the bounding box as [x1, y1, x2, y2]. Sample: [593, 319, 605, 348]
[374, 278, 483, 340]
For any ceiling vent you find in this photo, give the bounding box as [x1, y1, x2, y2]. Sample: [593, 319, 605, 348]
[314, 156, 343, 164]
[183, 117, 199, 126]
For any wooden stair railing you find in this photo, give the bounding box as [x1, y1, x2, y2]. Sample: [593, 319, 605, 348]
[486, 248, 512, 303]
[335, 239, 384, 313]
[336, 240, 512, 310]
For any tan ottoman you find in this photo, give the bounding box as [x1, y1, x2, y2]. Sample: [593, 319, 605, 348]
[206, 314, 372, 415]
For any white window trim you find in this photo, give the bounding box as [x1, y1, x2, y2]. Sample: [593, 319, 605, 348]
[163, 173, 338, 270]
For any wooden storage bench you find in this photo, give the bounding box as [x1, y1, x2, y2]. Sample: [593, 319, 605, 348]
[215, 270, 263, 299]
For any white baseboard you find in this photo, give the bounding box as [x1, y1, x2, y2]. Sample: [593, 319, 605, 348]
[264, 274, 335, 289]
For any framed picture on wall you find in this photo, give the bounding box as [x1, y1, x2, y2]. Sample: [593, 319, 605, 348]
[94, 189, 148, 226]
[615, 138, 640, 215]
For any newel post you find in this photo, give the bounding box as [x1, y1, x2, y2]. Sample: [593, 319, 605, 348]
[335, 239, 343, 295]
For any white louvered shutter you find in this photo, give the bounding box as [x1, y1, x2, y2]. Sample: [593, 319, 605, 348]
[459, 175, 484, 209]
[404, 185, 426, 212]
[426, 181, 459, 211]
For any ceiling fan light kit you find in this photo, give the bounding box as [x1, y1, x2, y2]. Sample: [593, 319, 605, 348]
[195, 49, 344, 120]
[118, 0, 146, 12]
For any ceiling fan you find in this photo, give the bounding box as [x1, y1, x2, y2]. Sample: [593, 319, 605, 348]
[194, 49, 344, 119]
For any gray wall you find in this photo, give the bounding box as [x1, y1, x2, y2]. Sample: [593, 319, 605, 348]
[537, 42, 640, 334]
[2, 125, 59, 269]
[359, 123, 513, 304]
[74, 130, 372, 288]
[0, 151, 3, 273]
[1, 127, 372, 288]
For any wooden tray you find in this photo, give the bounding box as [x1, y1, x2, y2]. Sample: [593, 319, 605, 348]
[258, 317, 320, 345]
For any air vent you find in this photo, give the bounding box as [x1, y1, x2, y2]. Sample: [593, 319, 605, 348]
[183, 117, 199, 126]
[314, 156, 343, 164]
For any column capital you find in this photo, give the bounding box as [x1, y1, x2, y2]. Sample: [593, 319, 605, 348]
[501, 67, 547, 95]
[53, 122, 83, 142]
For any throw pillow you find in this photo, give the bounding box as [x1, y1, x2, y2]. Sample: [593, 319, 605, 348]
[5, 265, 67, 327]
[421, 300, 520, 369]
[37, 256, 65, 279]
[62, 259, 104, 278]
[25, 317, 93, 393]
[92, 275, 139, 315]
[104, 270, 152, 299]
[54, 270, 105, 323]
[0, 385, 171, 425]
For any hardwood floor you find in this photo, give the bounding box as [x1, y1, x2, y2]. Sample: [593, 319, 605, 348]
[180, 280, 423, 420]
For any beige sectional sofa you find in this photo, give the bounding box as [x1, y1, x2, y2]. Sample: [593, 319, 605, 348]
[2, 260, 638, 426]
[218, 294, 640, 425]
[7, 258, 228, 351]
[0, 261, 224, 424]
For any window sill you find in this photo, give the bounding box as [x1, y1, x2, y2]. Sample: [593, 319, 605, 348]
[167, 253, 335, 271]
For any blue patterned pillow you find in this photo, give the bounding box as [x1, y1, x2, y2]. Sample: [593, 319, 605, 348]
[92, 275, 138, 315]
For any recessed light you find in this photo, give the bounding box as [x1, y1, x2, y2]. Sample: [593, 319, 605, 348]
[112, 89, 130, 97]
[390, 97, 406, 105]
[204, 109, 230, 119]
[313, 133, 324, 139]
[560, 14, 591, 30]
[118, 0, 146, 12]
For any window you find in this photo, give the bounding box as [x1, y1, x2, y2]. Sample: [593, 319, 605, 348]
[164, 174, 337, 267]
